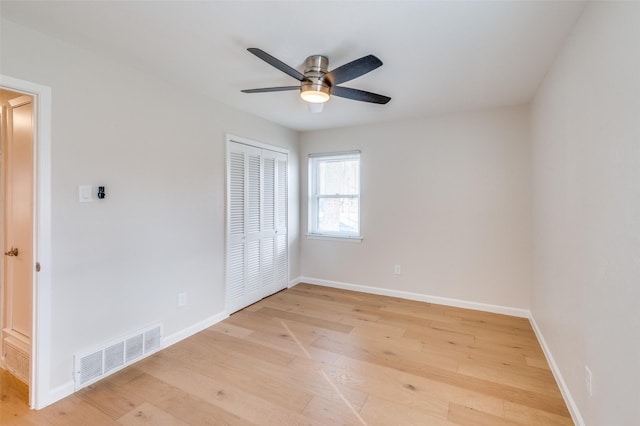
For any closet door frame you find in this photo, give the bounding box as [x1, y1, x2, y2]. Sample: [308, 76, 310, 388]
[225, 134, 288, 314]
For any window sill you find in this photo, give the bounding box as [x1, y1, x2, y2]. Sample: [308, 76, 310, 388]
[305, 234, 363, 243]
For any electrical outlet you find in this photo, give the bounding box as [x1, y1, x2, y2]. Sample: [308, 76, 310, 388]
[585, 366, 593, 396]
[394, 264, 401, 275]
[177, 292, 187, 307]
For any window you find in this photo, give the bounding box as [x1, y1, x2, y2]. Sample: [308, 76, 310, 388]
[308, 151, 360, 238]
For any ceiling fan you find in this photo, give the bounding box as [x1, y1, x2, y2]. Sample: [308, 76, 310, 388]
[241, 48, 391, 111]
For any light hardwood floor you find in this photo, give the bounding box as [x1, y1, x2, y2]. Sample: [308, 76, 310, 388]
[1, 284, 572, 425]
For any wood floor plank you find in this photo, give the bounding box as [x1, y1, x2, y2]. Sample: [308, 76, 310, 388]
[381, 303, 465, 324]
[76, 380, 145, 420]
[116, 401, 187, 425]
[504, 401, 575, 426]
[323, 357, 451, 419]
[348, 320, 408, 339]
[525, 356, 552, 370]
[155, 393, 253, 426]
[448, 403, 523, 426]
[360, 395, 454, 426]
[351, 304, 434, 329]
[199, 327, 297, 367]
[266, 290, 362, 316]
[239, 326, 342, 364]
[225, 308, 348, 363]
[468, 338, 544, 364]
[139, 355, 311, 425]
[329, 355, 505, 418]
[103, 366, 146, 388]
[457, 358, 561, 396]
[302, 395, 366, 426]
[113, 372, 184, 406]
[207, 321, 254, 339]
[312, 328, 570, 417]
[311, 329, 460, 373]
[26, 395, 120, 425]
[405, 323, 476, 346]
[193, 355, 314, 413]
[0, 369, 32, 425]
[258, 296, 386, 330]
[287, 356, 371, 410]
[1, 284, 573, 425]
[254, 306, 355, 333]
[287, 283, 389, 307]
[150, 346, 316, 414]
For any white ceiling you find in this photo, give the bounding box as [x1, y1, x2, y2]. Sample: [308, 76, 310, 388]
[1, 1, 586, 131]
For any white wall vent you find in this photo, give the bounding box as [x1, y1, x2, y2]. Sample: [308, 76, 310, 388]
[74, 323, 162, 391]
[3, 336, 30, 384]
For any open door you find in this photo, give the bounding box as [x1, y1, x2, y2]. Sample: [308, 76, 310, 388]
[1, 90, 34, 395]
[0, 75, 52, 410]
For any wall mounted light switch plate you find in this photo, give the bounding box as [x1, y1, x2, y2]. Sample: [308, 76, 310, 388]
[79, 185, 92, 202]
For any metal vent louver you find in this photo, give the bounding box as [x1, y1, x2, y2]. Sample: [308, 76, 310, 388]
[144, 326, 161, 352]
[79, 351, 103, 385]
[104, 342, 125, 374]
[74, 323, 162, 390]
[3, 338, 31, 384]
[125, 334, 144, 363]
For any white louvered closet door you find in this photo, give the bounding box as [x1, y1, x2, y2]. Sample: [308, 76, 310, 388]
[261, 151, 277, 293]
[227, 140, 288, 314]
[275, 152, 288, 290]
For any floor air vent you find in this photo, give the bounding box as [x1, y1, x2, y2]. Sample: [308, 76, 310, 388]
[3, 336, 30, 384]
[74, 323, 162, 390]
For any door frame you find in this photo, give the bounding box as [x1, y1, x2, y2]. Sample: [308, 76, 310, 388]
[0, 74, 52, 409]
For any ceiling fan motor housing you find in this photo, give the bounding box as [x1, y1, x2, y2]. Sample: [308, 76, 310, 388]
[302, 55, 331, 97]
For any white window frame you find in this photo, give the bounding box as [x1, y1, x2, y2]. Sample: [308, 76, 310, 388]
[308, 151, 362, 241]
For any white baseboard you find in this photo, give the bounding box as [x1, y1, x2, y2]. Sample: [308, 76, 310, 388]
[162, 311, 229, 348]
[35, 310, 229, 409]
[529, 315, 585, 426]
[289, 276, 303, 288]
[298, 276, 530, 318]
[41, 380, 75, 408]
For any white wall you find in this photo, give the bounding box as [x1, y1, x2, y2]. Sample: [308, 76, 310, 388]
[0, 19, 299, 396]
[530, 2, 640, 425]
[300, 106, 531, 311]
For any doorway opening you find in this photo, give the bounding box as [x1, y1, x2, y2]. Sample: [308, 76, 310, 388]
[1, 88, 35, 407]
[0, 75, 52, 410]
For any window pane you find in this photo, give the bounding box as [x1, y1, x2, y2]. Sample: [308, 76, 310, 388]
[317, 197, 359, 235]
[318, 159, 359, 195]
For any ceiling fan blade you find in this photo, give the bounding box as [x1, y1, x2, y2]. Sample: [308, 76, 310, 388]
[241, 86, 300, 93]
[325, 55, 383, 86]
[331, 86, 391, 104]
[247, 48, 305, 82]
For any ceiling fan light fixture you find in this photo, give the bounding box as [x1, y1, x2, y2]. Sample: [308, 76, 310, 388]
[300, 89, 330, 103]
[300, 81, 330, 103]
[307, 102, 324, 113]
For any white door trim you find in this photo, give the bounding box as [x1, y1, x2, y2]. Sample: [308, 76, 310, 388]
[0, 74, 52, 410]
